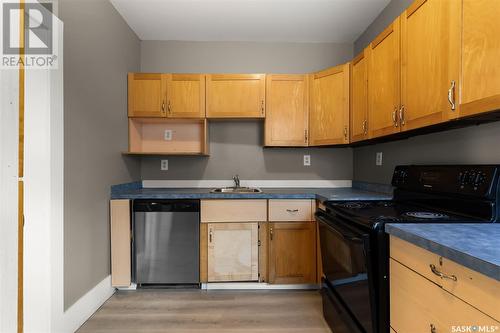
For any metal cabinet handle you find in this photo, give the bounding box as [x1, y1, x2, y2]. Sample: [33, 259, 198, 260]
[362, 120, 368, 135]
[429, 264, 457, 281]
[261, 100, 265, 115]
[393, 108, 399, 127]
[304, 129, 308, 143]
[286, 209, 299, 213]
[270, 227, 273, 240]
[343, 126, 348, 140]
[430, 324, 437, 333]
[162, 101, 166, 113]
[399, 105, 405, 126]
[168, 100, 171, 113]
[448, 80, 456, 111]
[209, 229, 213, 243]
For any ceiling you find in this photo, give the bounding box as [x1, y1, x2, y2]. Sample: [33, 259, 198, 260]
[110, 0, 390, 43]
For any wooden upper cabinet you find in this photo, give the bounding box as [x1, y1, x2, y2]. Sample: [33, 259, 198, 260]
[165, 74, 205, 118]
[265, 75, 309, 146]
[269, 222, 316, 284]
[461, 0, 500, 117]
[368, 18, 401, 138]
[128, 73, 167, 117]
[206, 74, 266, 118]
[400, 0, 461, 130]
[350, 49, 369, 143]
[309, 63, 350, 146]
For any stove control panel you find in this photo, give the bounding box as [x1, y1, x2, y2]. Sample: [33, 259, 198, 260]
[392, 165, 499, 197]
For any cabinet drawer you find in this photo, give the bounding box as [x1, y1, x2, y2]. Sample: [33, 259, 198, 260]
[390, 259, 499, 333]
[201, 199, 267, 222]
[268, 199, 313, 221]
[391, 236, 500, 320]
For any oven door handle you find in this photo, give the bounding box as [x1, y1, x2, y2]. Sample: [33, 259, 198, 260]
[316, 213, 364, 243]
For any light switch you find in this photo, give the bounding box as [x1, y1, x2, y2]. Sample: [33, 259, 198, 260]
[304, 155, 311, 166]
[376, 152, 383, 166]
[164, 129, 172, 141]
[161, 160, 168, 171]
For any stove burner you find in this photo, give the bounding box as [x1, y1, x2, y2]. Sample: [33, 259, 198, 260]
[403, 212, 450, 219]
[371, 216, 401, 223]
[336, 202, 372, 209]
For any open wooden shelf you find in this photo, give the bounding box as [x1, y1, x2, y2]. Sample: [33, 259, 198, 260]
[127, 118, 209, 155]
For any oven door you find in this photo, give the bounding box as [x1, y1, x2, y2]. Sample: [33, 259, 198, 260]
[317, 212, 375, 333]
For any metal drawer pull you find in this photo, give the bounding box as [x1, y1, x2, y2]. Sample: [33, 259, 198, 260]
[209, 230, 213, 243]
[430, 324, 437, 333]
[429, 264, 457, 281]
[448, 80, 456, 111]
[168, 100, 171, 113]
[286, 209, 299, 213]
[393, 108, 398, 127]
[270, 227, 273, 240]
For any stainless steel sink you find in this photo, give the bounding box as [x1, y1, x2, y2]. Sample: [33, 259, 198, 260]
[210, 187, 262, 193]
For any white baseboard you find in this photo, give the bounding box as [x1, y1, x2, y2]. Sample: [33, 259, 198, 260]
[62, 275, 114, 333]
[143, 179, 352, 188]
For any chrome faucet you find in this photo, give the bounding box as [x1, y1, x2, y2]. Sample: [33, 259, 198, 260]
[233, 175, 241, 188]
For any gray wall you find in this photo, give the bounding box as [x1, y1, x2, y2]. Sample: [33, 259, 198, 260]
[60, 0, 141, 309]
[354, 0, 413, 55]
[142, 121, 353, 180]
[140, 41, 354, 180]
[353, 0, 500, 184]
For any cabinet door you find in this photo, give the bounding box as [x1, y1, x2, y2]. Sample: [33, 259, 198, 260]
[400, 0, 461, 130]
[206, 74, 266, 118]
[309, 64, 350, 146]
[350, 49, 369, 142]
[265, 75, 309, 146]
[128, 73, 167, 117]
[207, 222, 259, 282]
[166, 74, 205, 118]
[110, 200, 131, 287]
[461, 0, 500, 117]
[368, 19, 401, 138]
[269, 222, 316, 284]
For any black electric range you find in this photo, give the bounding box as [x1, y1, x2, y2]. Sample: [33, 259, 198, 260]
[316, 165, 499, 333]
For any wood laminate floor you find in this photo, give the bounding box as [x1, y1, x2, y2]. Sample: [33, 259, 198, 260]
[77, 289, 331, 333]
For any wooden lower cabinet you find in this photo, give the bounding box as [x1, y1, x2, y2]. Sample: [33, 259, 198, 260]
[390, 259, 499, 332]
[207, 222, 259, 282]
[268, 222, 316, 284]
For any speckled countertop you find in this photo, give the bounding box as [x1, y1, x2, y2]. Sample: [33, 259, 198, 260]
[386, 224, 500, 281]
[110, 185, 392, 202]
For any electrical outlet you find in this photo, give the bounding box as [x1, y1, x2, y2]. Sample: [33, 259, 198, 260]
[376, 152, 383, 166]
[303, 155, 311, 166]
[164, 129, 172, 141]
[161, 160, 168, 171]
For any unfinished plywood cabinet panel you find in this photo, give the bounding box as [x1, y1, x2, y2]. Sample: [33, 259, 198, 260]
[126, 118, 209, 155]
[265, 74, 309, 146]
[460, 0, 500, 117]
[128, 73, 167, 118]
[110, 200, 131, 287]
[309, 63, 350, 146]
[206, 74, 266, 118]
[207, 222, 259, 282]
[200, 200, 267, 223]
[269, 222, 316, 284]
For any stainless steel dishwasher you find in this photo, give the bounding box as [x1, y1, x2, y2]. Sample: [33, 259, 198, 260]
[133, 200, 200, 286]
